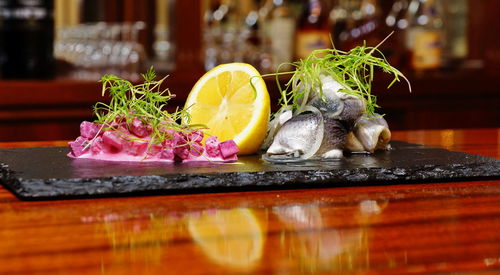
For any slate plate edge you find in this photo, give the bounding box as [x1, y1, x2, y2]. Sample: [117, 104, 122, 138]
[1, 160, 499, 200]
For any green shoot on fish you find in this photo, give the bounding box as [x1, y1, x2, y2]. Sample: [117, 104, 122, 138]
[262, 33, 411, 117]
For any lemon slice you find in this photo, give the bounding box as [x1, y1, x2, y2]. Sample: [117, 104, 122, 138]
[188, 208, 264, 268]
[185, 63, 270, 155]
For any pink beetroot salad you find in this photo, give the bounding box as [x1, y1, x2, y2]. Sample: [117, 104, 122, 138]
[68, 118, 239, 163]
[68, 68, 239, 163]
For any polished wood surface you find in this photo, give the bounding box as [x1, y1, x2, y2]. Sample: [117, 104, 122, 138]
[0, 128, 499, 274]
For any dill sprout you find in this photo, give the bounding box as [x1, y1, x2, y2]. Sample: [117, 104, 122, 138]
[93, 67, 197, 145]
[264, 34, 411, 117]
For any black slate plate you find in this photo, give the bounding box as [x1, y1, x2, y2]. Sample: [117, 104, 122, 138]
[1, 141, 499, 200]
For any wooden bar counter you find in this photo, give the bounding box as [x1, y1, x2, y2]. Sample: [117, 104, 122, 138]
[0, 128, 499, 274]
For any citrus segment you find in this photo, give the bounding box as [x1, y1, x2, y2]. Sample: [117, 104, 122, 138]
[185, 63, 270, 155]
[193, 78, 222, 106]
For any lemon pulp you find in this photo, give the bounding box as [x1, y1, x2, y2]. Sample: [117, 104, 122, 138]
[185, 63, 270, 155]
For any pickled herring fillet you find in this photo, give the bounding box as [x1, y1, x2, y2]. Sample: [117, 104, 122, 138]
[261, 35, 411, 162]
[264, 108, 324, 161]
[346, 115, 391, 153]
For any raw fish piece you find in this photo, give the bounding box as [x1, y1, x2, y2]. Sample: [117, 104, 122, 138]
[316, 75, 365, 129]
[345, 132, 364, 152]
[316, 117, 348, 158]
[307, 76, 345, 118]
[263, 75, 368, 161]
[265, 109, 324, 161]
[279, 109, 293, 125]
[307, 93, 344, 119]
[347, 115, 391, 153]
[260, 108, 293, 151]
[320, 74, 346, 91]
[337, 97, 365, 130]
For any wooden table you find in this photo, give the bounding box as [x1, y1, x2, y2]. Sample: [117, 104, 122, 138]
[0, 128, 499, 274]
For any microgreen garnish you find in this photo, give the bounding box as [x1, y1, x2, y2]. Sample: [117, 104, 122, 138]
[263, 33, 411, 117]
[93, 67, 198, 145]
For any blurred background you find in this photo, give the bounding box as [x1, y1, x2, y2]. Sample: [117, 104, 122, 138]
[0, 0, 498, 141]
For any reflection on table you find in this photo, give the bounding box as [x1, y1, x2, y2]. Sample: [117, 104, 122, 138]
[0, 128, 499, 274]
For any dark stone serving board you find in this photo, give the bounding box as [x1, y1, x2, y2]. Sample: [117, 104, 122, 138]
[0, 141, 499, 200]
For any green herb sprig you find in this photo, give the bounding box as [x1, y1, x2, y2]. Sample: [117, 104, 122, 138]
[93, 67, 200, 145]
[264, 34, 411, 117]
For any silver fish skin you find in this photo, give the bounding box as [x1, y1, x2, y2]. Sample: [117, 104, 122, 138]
[308, 94, 344, 119]
[316, 117, 348, 158]
[265, 111, 324, 160]
[337, 97, 365, 130]
[309, 75, 365, 129]
[347, 115, 391, 153]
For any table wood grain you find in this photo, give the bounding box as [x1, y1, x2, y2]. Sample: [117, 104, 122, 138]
[0, 128, 499, 274]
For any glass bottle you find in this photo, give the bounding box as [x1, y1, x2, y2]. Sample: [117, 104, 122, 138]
[153, 0, 176, 72]
[359, 0, 379, 38]
[442, 0, 467, 61]
[242, 0, 266, 71]
[340, 0, 381, 50]
[405, 0, 444, 71]
[0, 0, 55, 79]
[295, 0, 330, 60]
[202, 0, 227, 70]
[329, 0, 348, 49]
[262, 0, 296, 70]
